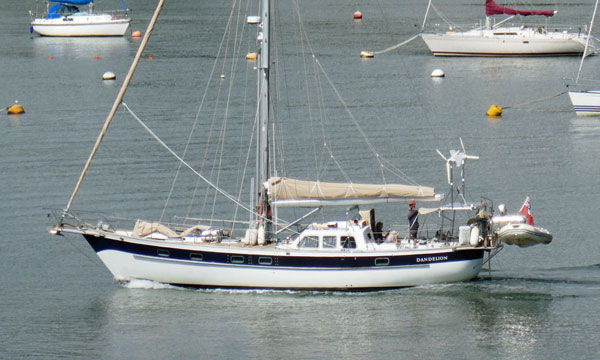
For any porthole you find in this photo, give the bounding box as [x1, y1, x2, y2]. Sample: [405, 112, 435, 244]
[157, 249, 170, 257]
[190, 253, 203, 261]
[231, 255, 245, 264]
[375, 257, 389, 266]
[258, 257, 272, 265]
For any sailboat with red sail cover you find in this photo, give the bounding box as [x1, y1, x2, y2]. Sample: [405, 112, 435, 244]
[421, 0, 592, 56]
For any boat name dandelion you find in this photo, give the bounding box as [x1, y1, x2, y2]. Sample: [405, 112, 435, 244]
[417, 255, 448, 263]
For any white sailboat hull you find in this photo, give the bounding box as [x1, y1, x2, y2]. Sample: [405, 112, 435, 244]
[31, 14, 130, 37]
[86, 233, 486, 290]
[421, 27, 587, 56]
[568, 90, 600, 116]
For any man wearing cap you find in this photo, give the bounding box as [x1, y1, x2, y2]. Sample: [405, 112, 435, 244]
[408, 200, 419, 239]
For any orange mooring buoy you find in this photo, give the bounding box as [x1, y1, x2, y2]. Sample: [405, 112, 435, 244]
[354, 11, 363, 19]
[7, 101, 25, 114]
[131, 30, 142, 38]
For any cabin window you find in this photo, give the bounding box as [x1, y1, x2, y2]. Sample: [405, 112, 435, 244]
[231, 255, 245, 264]
[190, 253, 203, 261]
[341, 236, 356, 249]
[298, 236, 319, 248]
[157, 249, 170, 257]
[375, 257, 390, 266]
[322, 236, 336, 249]
[258, 257, 273, 265]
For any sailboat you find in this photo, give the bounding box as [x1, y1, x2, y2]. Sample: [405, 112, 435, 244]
[421, 0, 592, 56]
[30, 0, 130, 37]
[568, 0, 600, 116]
[48, 0, 550, 290]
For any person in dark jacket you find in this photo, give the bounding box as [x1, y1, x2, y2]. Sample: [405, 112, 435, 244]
[408, 200, 419, 239]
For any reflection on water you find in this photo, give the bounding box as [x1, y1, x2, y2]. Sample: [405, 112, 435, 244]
[6, 113, 24, 127]
[32, 37, 131, 59]
[569, 116, 600, 140]
[79, 280, 558, 359]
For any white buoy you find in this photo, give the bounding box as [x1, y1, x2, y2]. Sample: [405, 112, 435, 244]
[360, 51, 374, 58]
[102, 71, 116, 80]
[431, 69, 445, 77]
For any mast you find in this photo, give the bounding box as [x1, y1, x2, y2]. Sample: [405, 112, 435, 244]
[575, 0, 599, 84]
[258, 0, 272, 238]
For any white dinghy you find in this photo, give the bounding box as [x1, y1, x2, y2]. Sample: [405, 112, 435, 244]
[497, 223, 552, 247]
[492, 197, 553, 248]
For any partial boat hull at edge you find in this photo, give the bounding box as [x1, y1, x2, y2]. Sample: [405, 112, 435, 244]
[568, 90, 600, 116]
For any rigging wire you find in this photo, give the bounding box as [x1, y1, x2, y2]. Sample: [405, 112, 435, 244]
[123, 102, 257, 218]
[209, 0, 247, 226]
[160, 3, 235, 223]
[122, 102, 292, 229]
[284, 0, 435, 191]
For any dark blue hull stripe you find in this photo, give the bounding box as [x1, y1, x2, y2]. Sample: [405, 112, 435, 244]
[84, 235, 485, 269]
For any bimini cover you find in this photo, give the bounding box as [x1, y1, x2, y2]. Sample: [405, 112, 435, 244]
[47, 4, 81, 18]
[268, 177, 436, 206]
[485, 0, 554, 17]
[50, 0, 93, 5]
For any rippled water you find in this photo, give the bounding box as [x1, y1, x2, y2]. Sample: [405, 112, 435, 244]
[2, 0, 600, 359]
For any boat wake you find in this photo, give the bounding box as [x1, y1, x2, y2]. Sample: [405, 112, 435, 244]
[121, 279, 180, 290]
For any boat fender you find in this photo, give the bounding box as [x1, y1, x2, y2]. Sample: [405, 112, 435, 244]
[243, 228, 257, 245]
[257, 225, 265, 245]
[469, 225, 480, 246]
[458, 225, 470, 245]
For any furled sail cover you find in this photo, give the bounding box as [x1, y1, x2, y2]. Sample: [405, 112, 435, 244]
[268, 177, 435, 206]
[485, 0, 554, 17]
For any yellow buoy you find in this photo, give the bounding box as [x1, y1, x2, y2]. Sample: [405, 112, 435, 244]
[486, 104, 502, 117]
[246, 52, 257, 60]
[7, 101, 25, 114]
[360, 51, 374, 58]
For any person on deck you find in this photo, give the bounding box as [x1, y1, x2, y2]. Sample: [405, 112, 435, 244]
[408, 200, 419, 239]
[374, 222, 388, 243]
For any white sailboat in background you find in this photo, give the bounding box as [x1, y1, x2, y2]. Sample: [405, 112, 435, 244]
[30, 0, 130, 37]
[421, 0, 592, 56]
[568, 0, 600, 116]
[48, 0, 551, 290]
